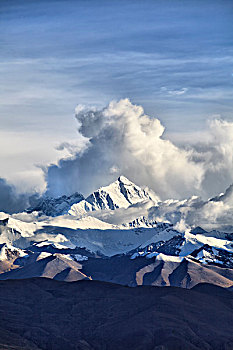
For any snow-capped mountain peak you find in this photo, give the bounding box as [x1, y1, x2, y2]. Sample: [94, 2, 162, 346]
[117, 175, 133, 185]
[86, 176, 159, 208]
[69, 176, 159, 216]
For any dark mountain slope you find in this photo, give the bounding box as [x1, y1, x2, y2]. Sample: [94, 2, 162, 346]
[0, 278, 232, 350]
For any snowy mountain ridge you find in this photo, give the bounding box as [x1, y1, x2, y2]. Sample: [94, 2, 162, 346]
[0, 176, 233, 289]
[27, 192, 84, 217]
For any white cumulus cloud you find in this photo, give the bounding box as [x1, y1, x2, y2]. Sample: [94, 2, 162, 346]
[45, 99, 204, 198]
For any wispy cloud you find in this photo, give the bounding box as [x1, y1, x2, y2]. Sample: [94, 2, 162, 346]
[161, 87, 188, 96]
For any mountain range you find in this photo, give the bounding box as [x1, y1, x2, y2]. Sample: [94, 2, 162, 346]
[0, 176, 233, 289]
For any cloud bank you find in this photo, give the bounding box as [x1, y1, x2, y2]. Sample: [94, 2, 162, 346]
[195, 118, 233, 196]
[148, 182, 233, 232]
[0, 178, 29, 214]
[46, 99, 206, 199]
[45, 99, 233, 200]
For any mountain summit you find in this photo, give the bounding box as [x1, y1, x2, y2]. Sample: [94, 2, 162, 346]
[69, 176, 159, 216]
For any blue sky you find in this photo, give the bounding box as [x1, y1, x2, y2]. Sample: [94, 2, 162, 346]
[1, 0, 233, 192]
